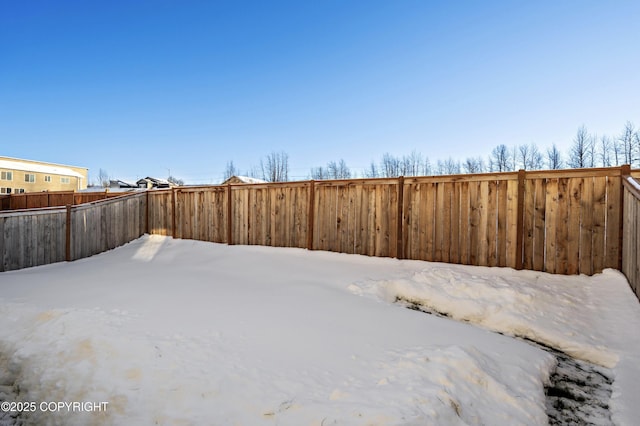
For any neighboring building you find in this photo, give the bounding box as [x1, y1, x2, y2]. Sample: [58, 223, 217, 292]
[0, 156, 88, 194]
[222, 175, 268, 184]
[109, 179, 138, 189]
[136, 177, 174, 189]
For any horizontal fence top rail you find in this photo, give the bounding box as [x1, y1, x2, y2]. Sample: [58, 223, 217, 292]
[0, 192, 144, 216]
[0, 206, 67, 217]
[623, 176, 640, 200]
[404, 171, 519, 183]
[524, 167, 629, 179]
[72, 191, 145, 211]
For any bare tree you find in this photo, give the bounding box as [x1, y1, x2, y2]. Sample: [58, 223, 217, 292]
[530, 144, 544, 169]
[327, 159, 351, 179]
[223, 161, 238, 180]
[311, 160, 351, 180]
[587, 133, 597, 167]
[400, 151, 426, 176]
[260, 151, 289, 182]
[517, 144, 530, 170]
[462, 157, 485, 174]
[489, 144, 512, 172]
[439, 157, 461, 175]
[546, 144, 563, 169]
[568, 125, 592, 168]
[516, 144, 543, 170]
[363, 161, 379, 178]
[167, 175, 184, 186]
[380, 153, 401, 177]
[598, 135, 613, 167]
[422, 157, 433, 175]
[611, 136, 623, 166]
[619, 121, 638, 166]
[98, 168, 110, 188]
[309, 166, 327, 180]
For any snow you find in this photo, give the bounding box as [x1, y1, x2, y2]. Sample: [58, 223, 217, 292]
[0, 235, 639, 425]
[0, 158, 85, 179]
[230, 175, 268, 184]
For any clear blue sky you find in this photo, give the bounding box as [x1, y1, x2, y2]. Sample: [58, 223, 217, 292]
[1, 0, 639, 184]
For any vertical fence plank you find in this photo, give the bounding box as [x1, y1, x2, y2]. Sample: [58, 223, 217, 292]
[396, 177, 404, 259]
[522, 179, 535, 270]
[434, 183, 445, 262]
[566, 178, 583, 275]
[66, 204, 72, 261]
[449, 182, 460, 264]
[468, 181, 480, 266]
[486, 180, 498, 267]
[555, 178, 569, 274]
[505, 179, 520, 269]
[226, 184, 232, 244]
[307, 181, 315, 250]
[605, 175, 621, 269]
[515, 170, 526, 270]
[592, 177, 607, 273]
[459, 181, 470, 265]
[580, 178, 594, 275]
[477, 181, 489, 267]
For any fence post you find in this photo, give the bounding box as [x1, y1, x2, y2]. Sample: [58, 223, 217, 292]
[307, 180, 315, 250]
[619, 164, 631, 270]
[515, 169, 526, 270]
[396, 176, 405, 259]
[145, 190, 150, 234]
[172, 188, 177, 239]
[65, 204, 72, 261]
[226, 183, 233, 245]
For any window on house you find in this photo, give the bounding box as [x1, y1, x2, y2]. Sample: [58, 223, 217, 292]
[44, 175, 52, 182]
[0, 187, 11, 194]
[61, 177, 71, 184]
[25, 173, 35, 183]
[1, 171, 12, 180]
[14, 188, 25, 194]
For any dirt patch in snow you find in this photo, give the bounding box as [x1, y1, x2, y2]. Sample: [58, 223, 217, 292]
[400, 299, 614, 426]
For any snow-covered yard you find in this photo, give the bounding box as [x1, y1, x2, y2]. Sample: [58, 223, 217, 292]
[0, 235, 639, 425]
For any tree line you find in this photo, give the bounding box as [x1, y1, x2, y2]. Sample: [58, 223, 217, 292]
[224, 121, 639, 182]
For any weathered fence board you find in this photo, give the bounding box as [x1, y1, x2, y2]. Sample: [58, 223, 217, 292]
[402, 174, 518, 268]
[71, 193, 145, 261]
[0, 208, 67, 272]
[0, 192, 146, 271]
[622, 176, 640, 300]
[174, 188, 227, 243]
[147, 190, 173, 236]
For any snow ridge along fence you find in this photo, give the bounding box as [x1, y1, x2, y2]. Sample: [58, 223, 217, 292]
[0, 192, 145, 271]
[147, 166, 639, 281]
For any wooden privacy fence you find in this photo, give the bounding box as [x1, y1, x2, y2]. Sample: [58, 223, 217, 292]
[3, 166, 640, 301]
[147, 166, 638, 277]
[0, 190, 127, 211]
[622, 175, 640, 300]
[0, 192, 146, 271]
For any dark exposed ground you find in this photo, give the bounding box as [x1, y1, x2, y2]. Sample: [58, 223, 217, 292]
[401, 300, 614, 426]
